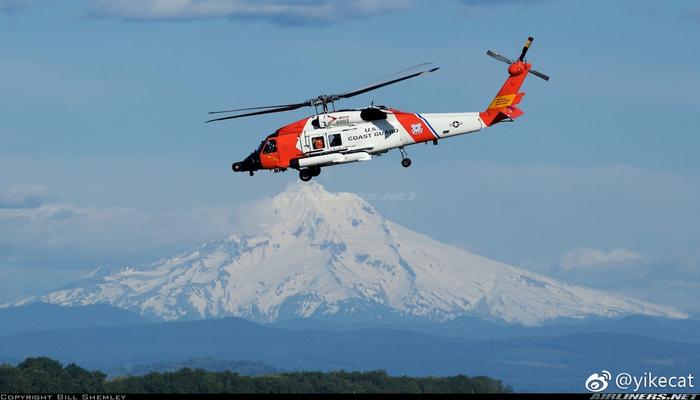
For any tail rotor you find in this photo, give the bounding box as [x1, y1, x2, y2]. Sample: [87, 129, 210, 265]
[486, 36, 550, 81]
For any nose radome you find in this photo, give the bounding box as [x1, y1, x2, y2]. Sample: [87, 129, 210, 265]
[232, 151, 261, 173]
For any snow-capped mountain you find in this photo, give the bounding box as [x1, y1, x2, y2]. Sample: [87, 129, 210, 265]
[30, 183, 685, 326]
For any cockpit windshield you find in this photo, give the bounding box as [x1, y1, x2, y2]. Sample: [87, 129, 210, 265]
[257, 134, 277, 153]
[262, 139, 277, 154]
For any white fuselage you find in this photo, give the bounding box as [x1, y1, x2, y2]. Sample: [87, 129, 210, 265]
[295, 108, 485, 167]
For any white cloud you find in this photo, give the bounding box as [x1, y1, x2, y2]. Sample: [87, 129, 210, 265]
[560, 247, 646, 270]
[0, 195, 240, 268]
[0, 183, 55, 209]
[0, 184, 244, 302]
[87, 0, 414, 24]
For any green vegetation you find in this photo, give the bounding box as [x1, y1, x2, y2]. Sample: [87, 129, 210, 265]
[0, 357, 511, 393]
[0, 357, 105, 393]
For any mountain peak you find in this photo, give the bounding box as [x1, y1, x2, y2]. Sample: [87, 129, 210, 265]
[279, 181, 328, 196]
[32, 185, 687, 326]
[265, 182, 383, 242]
[273, 181, 371, 210]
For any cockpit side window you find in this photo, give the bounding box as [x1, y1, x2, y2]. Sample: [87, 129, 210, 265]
[311, 136, 325, 150]
[263, 139, 277, 154]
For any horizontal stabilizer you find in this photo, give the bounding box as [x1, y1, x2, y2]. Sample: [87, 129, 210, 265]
[480, 105, 524, 126]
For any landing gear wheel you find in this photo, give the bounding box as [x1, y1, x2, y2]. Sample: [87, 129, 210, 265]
[310, 166, 321, 177]
[249, 171, 254, 176]
[299, 169, 313, 182]
[399, 146, 411, 168]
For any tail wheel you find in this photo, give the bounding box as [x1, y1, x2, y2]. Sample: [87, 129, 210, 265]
[299, 169, 313, 182]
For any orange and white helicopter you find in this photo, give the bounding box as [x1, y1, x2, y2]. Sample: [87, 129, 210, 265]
[207, 37, 548, 182]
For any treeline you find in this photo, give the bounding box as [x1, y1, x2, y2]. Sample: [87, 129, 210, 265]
[0, 357, 512, 393]
[110, 358, 279, 378]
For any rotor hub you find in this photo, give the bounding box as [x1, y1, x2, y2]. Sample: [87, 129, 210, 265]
[508, 62, 525, 76]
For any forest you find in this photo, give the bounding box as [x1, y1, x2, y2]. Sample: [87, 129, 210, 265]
[0, 357, 511, 393]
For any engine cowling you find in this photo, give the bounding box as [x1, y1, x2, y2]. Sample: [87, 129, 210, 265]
[360, 107, 388, 121]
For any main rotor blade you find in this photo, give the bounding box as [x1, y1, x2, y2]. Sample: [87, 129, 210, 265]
[334, 64, 439, 100]
[530, 68, 550, 81]
[208, 103, 306, 115]
[206, 63, 440, 123]
[359, 62, 435, 87]
[205, 104, 305, 123]
[486, 50, 514, 65]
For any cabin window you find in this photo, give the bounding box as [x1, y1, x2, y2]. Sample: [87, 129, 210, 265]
[329, 134, 342, 147]
[263, 139, 277, 153]
[312, 136, 325, 150]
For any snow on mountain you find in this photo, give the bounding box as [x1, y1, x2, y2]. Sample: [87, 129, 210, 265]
[31, 183, 685, 326]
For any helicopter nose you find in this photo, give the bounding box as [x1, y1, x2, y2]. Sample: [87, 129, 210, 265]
[232, 152, 260, 174]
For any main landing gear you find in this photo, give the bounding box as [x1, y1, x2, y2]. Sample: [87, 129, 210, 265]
[299, 166, 321, 182]
[399, 147, 412, 168]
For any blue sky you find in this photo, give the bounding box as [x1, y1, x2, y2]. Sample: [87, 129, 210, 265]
[1, 0, 699, 315]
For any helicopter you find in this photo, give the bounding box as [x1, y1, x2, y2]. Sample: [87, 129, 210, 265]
[207, 37, 549, 182]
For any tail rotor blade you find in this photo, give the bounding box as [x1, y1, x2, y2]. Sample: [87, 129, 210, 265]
[518, 36, 534, 62]
[530, 68, 550, 81]
[486, 50, 514, 65]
